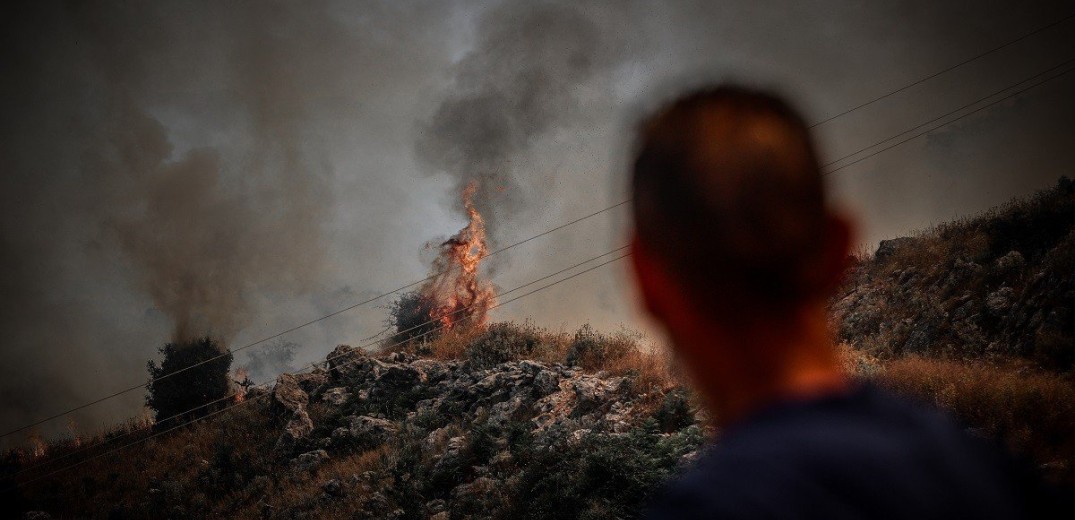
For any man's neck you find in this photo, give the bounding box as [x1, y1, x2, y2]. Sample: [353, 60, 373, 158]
[685, 303, 849, 427]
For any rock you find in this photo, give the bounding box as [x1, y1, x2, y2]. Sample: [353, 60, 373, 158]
[994, 250, 1026, 273]
[487, 396, 526, 431]
[426, 498, 447, 514]
[321, 478, 343, 497]
[322, 387, 352, 406]
[327, 344, 364, 381]
[532, 367, 562, 396]
[272, 373, 309, 415]
[332, 416, 397, 449]
[986, 286, 1015, 315]
[677, 450, 701, 468]
[276, 405, 314, 452]
[23, 512, 53, 520]
[572, 375, 625, 416]
[294, 370, 329, 396]
[875, 237, 914, 260]
[293, 449, 330, 473]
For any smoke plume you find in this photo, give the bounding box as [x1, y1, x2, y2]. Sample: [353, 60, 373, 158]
[2, 0, 1073, 447]
[415, 3, 626, 240]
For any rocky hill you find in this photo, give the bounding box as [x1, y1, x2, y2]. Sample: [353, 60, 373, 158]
[5, 179, 1075, 519]
[832, 176, 1075, 370]
[5, 325, 703, 519]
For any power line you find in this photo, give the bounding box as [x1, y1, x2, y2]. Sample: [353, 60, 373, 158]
[0, 202, 629, 441]
[13, 244, 630, 477]
[822, 57, 1075, 176]
[7, 247, 631, 491]
[809, 12, 1075, 128]
[7, 10, 1073, 442]
[15, 243, 633, 478]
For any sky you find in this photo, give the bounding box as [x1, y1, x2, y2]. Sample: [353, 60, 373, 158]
[1, 0, 1074, 445]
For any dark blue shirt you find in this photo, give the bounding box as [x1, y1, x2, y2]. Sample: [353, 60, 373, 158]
[645, 383, 1059, 519]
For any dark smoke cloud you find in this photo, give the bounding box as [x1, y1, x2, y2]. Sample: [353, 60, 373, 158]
[0, 0, 367, 443]
[415, 2, 630, 241]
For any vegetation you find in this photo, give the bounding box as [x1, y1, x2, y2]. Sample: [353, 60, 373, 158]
[387, 291, 442, 344]
[4, 179, 1074, 517]
[146, 336, 234, 427]
[833, 177, 1075, 370]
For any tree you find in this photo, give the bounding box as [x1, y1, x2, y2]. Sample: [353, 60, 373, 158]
[387, 291, 441, 343]
[146, 337, 233, 427]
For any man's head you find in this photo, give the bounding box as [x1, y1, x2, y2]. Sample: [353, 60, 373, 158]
[630, 84, 850, 334]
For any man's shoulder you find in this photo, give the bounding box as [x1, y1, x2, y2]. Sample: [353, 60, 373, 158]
[644, 385, 1030, 519]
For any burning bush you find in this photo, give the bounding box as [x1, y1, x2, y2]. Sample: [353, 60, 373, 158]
[390, 181, 496, 344]
[146, 337, 234, 427]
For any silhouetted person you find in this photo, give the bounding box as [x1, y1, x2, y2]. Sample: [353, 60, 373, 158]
[632, 85, 1059, 519]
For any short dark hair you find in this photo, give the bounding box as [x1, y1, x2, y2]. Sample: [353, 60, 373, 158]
[631, 84, 829, 314]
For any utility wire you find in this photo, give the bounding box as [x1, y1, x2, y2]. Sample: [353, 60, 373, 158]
[11, 245, 630, 479]
[0, 202, 629, 441]
[7, 10, 1073, 441]
[7, 247, 631, 492]
[822, 57, 1075, 175]
[809, 12, 1075, 128]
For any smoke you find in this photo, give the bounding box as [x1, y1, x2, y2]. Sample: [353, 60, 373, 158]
[2, 0, 1074, 446]
[415, 2, 629, 241]
[0, 0, 382, 442]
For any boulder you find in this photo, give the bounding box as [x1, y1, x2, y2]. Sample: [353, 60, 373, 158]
[275, 405, 314, 453]
[293, 449, 330, 473]
[875, 237, 914, 260]
[322, 387, 352, 406]
[272, 373, 309, 415]
[332, 415, 397, 449]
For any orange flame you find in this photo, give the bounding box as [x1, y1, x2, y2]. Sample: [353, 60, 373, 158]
[28, 431, 47, 459]
[419, 181, 496, 331]
[233, 367, 250, 403]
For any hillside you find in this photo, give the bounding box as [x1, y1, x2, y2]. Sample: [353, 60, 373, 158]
[833, 176, 1075, 369]
[4, 179, 1075, 519]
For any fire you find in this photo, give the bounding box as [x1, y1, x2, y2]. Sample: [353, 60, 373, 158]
[418, 181, 496, 332]
[28, 431, 47, 459]
[233, 367, 251, 403]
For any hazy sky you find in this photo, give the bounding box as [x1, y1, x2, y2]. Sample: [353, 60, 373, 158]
[2, 0, 1073, 444]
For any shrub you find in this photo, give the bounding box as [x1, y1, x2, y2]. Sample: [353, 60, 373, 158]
[387, 291, 441, 344]
[466, 322, 545, 369]
[508, 420, 702, 519]
[879, 356, 1075, 485]
[566, 325, 635, 371]
[146, 337, 233, 427]
[654, 389, 695, 433]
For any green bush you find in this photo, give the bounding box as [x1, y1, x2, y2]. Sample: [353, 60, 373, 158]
[654, 389, 695, 433]
[146, 337, 233, 427]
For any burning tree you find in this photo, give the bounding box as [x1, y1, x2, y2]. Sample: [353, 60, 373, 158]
[390, 182, 496, 342]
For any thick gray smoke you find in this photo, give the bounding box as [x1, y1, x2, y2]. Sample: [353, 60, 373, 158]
[0, 1, 363, 442]
[2, 0, 1074, 448]
[415, 3, 629, 241]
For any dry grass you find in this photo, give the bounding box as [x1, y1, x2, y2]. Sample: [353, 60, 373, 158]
[384, 322, 683, 417]
[230, 445, 391, 520]
[878, 356, 1075, 485]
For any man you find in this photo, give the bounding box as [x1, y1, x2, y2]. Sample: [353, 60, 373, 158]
[631, 85, 1054, 518]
